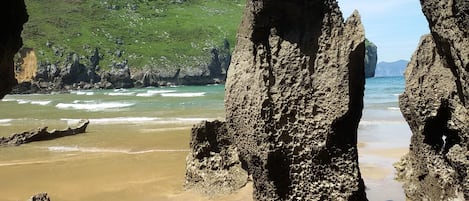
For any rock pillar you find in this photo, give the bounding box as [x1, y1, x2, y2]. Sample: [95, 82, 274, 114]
[225, 0, 367, 200]
[396, 0, 469, 200]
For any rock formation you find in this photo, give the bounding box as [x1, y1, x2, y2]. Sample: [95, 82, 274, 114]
[15, 48, 38, 82]
[0, 119, 89, 146]
[364, 39, 377, 78]
[0, 0, 28, 98]
[395, 0, 469, 200]
[27, 193, 50, 201]
[185, 121, 248, 195]
[224, 0, 367, 200]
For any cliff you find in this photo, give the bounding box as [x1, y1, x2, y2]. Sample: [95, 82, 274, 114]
[364, 39, 377, 78]
[0, 0, 28, 98]
[20, 0, 242, 78]
[396, 0, 469, 200]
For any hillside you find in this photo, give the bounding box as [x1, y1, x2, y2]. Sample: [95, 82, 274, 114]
[15, 1, 379, 91]
[375, 60, 408, 77]
[21, 0, 244, 71]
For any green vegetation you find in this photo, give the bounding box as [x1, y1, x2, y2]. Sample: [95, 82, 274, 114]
[22, 0, 245, 70]
[365, 38, 375, 47]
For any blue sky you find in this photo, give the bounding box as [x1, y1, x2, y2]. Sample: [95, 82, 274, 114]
[338, 0, 429, 62]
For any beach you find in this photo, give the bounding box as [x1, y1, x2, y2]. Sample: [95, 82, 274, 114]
[0, 77, 410, 201]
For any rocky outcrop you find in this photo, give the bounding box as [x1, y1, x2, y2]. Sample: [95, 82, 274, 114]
[0, 119, 89, 146]
[364, 39, 377, 78]
[11, 43, 231, 93]
[60, 53, 100, 85]
[224, 0, 367, 200]
[396, 0, 469, 200]
[15, 48, 38, 82]
[27, 193, 50, 201]
[185, 121, 248, 195]
[0, 0, 28, 98]
[101, 66, 133, 88]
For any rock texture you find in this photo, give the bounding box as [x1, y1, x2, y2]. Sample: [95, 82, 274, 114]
[0, 119, 89, 146]
[396, 0, 469, 200]
[224, 0, 367, 200]
[364, 40, 377, 78]
[0, 0, 28, 98]
[28, 193, 50, 201]
[185, 121, 248, 195]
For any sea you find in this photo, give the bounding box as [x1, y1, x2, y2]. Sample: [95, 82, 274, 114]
[0, 76, 410, 201]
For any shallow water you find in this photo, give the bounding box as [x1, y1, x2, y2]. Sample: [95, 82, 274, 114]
[0, 78, 410, 201]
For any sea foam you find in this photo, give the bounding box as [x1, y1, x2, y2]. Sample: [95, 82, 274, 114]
[107, 92, 136, 96]
[61, 117, 213, 125]
[0, 119, 13, 126]
[30, 100, 52, 106]
[136, 90, 177, 97]
[160, 92, 206, 97]
[56, 102, 134, 111]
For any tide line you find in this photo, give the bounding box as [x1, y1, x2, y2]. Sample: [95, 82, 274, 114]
[47, 146, 189, 154]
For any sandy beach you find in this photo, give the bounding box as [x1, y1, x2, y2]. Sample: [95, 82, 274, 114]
[0, 80, 410, 201]
[0, 123, 410, 201]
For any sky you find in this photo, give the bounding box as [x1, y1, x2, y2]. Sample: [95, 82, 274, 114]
[338, 0, 430, 62]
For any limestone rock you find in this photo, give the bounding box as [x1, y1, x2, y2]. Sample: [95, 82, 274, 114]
[225, 1, 367, 200]
[0, 0, 28, 98]
[420, 0, 469, 105]
[185, 120, 248, 196]
[396, 34, 468, 201]
[396, 0, 469, 200]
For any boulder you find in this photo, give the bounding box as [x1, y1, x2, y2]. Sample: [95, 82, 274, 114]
[185, 121, 248, 196]
[224, 0, 367, 200]
[27, 193, 50, 201]
[396, 0, 469, 200]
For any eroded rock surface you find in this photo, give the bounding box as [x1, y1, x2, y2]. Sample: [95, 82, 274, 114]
[0, 119, 89, 146]
[0, 0, 28, 98]
[396, 0, 469, 200]
[27, 193, 50, 201]
[185, 120, 248, 196]
[224, 0, 367, 200]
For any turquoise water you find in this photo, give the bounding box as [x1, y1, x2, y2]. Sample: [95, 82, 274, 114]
[0, 84, 226, 135]
[1, 77, 404, 127]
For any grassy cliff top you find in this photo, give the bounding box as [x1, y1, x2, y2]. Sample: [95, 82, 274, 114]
[22, 0, 245, 70]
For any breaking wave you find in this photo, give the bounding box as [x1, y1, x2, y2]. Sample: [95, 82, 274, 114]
[160, 92, 206, 97]
[56, 102, 134, 111]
